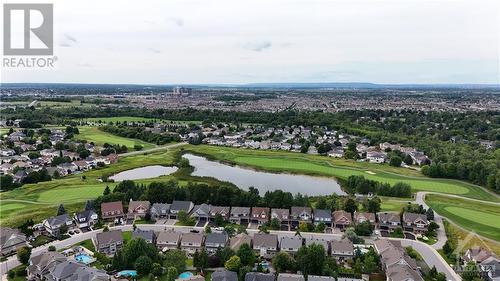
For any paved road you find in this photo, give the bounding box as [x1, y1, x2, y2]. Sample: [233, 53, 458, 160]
[119, 142, 187, 157]
[0, 224, 459, 281]
[415, 192, 447, 250]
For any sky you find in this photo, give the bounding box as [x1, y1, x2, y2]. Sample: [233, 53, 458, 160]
[1, 0, 499, 84]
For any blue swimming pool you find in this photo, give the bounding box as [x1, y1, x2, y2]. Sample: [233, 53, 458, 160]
[74, 253, 93, 264]
[178, 272, 194, 279]
[117, 270, 138, 277]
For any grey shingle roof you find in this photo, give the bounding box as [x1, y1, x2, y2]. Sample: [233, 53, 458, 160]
[212, 270, 238, 281]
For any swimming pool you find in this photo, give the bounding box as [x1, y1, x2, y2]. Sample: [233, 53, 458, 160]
[74, 253, 93, 264]
[117, 270, 138, 277]
[178, 272, 194, 279]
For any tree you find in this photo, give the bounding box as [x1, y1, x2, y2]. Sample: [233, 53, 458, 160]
[17, 246, 31, 265]
[237, 243, 255, 267]
[273, 252, 295, 273]
[56, 204, 66, 216]
[461, 262, 481, 281]
[363, 255, 377, 273]
[224, 255, 241, 272]
[426, 208, 435, 221]
[163, 249, 187, 273]
[404, 154, 413, 165]
[296, 244, 325, 276]
[344, 227, 364, 244]
[389, 155, 402, 167]
[366, 197, 381, 213]
[103, 186, 111, 196]
[166, 266, 178, 281]
[354, 221, 373, 236]
[315, 197, 327, 210]
[194, 249, 209, 271]
[151, 263, 163, 277]
[135, 255, 153, 275]
[177, 211, 195, 226]
[344, 197, 358, 215]
[205, 225, 212, 234]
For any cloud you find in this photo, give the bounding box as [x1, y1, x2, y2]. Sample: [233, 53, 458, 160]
[59, 33, 78, 47]
[78, 63, 93, 68]
[148, 48, 162, 54]
[167, 17, 184, 27]
[241, 41, 272, 52]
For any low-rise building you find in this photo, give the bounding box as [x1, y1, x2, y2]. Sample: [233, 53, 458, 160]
[73, 210, 98, 229]
[127, 200, 150, 220]
[253, 233, 278, 258]
[378, 212, 401, 232]
[333, 210, 352, 230]
[170, 201, 194, 219]
[374, 239, 422, 281]
[212, 270, 238, 281]
[402, 212, 429, 234]
[313, 209, 332, 226]
[94, 230, 123, 255]
[0, 227, 27, 256]
[101, 201, 125, 222]
[180, 232, 204, 255]
[156, 231, 181, 251]
[353, 212, 376, 225]
[277, 273, 305, 281]
[205, 232, 229, 254]
[43, 214, 73, 237]
[132, 228, 155, 244]
[230, 207, 251, 225]
[245, 272, 275, 281]
[330, 239, 354, 261]
[151, 203, 171, 219]
[229, 233, 252, 252]
[251, 207, 270, 225]
[279, 236, 303, 254]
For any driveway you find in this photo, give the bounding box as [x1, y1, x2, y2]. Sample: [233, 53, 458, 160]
[414, 192, 447, 249]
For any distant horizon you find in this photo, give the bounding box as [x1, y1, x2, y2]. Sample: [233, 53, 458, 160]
[2, 0, 499, 84]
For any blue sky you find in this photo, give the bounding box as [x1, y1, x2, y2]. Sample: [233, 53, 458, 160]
[2, 0, 499, 84]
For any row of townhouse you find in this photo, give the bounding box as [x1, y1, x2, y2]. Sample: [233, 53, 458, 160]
[181, 269, 363, 281]
[374, 239, 423, 281]
[26, 251, 109, 281]
[93, 228, 356, 262]
[99, 200, 429, 234]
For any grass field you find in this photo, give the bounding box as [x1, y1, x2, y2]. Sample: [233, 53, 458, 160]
[0, 149, 180, 226]
[184, 145, 499, 202]
[75, 126, 155, 150]
[443, 220, 500, 255]
[426, 194, 500, 241]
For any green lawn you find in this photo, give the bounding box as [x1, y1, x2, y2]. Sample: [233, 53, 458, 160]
[75, 126, 155, 150]
[0, 149, 179, 227]
[425, 194, 500, 241]
[184, 145, 499, 202]
[380, 198, 412, 212]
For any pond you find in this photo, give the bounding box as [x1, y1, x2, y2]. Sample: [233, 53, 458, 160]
[182, 154, 345, 196]
[109, 165, 178, 181]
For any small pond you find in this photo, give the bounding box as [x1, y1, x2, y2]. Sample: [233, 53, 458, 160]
[109, 165, 178, 181]
[182, 154, 345, 196]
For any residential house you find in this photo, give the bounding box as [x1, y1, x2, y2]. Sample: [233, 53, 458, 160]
[279, 236, 303, 254]
[178, 275, 205, 281]
[353, 212, 376, 225]
[205, 232, 229, 254]
[229, 233, 252, 251]
[290, 207, 313, 228]
[366, 151, 387, 163]
[402, 212, 429, 234]
[245, 272, 275, 281]
[327, 148, 344, 158]
[330, 239, 354, 261]
[27, 251, 109, 281]
[277, 274, 305, 281]
[94, 230, 123, 255]
[313, 209, 332, 227]
[480, 256, 500, 281]
[270, 208, 290, 226]
[151, 203, 171, 219]
[332, 211, 352, 230]
[209, 206, 231, 222]
[251, 207, 270, 225]
[73, 210, 98, 229]
[170, 200, 194, 219]
[43, 214, 73, 237]
[127, 200, 150, 220]
[156, 231, 181, 251]
[180, 233, 204, 255]
[463, 247, 495, 264]
[101, 201, 125, 223]
[374, 239, 422, 281]
[132, 228, 155, 244]
[230, 207, 251, 225]
[191, 204, 211, 224]
[253, 233, 278, 258]
[308, 276, 336, 281]
[378, 212, 401, 232]
[305, 238, 329, 253]
[212, 270, 238, 281]
[0, 227, 27, 256]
